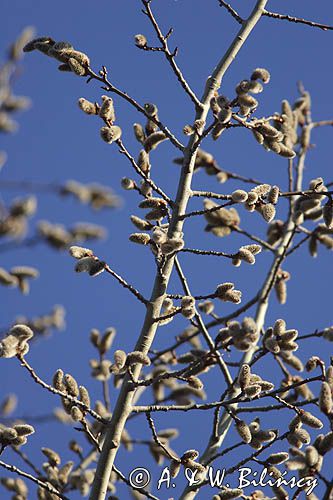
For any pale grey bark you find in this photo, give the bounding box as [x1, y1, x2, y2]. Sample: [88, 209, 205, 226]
[179, 112, 311, 500]
[89, 2, 268, 499]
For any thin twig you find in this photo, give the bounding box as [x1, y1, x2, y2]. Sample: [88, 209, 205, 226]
[141, 0, 202, 109]
[86, 66, 184, 151]
[218, 0, 243, 24]
[17, 355, 107, 424]
[263, 10, 333, 31]
[0, 459, 68, 499]
[104, 265, 148, 305]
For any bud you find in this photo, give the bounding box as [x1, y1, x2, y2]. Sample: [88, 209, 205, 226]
[135, 34, 147, 48]
[319, 381, 333, 414]
[133, 123, 146, 144]
[251, 68, 270, 83]
[64, 373, 79, 396]
[126, 351, 151, 366]
[69, 246, 93, 259]
[323, 201, 333, 229]
[266, 452, 289, 465]
[235, 420, 252, 443]
[261, 203, 276, 222]
[231, 190, 248, 203]
[41, 447, 61, 467]
[256, 123, 280, 138]
[238, 248, 255, 264]
[144, 131, 168, 152]
[99, 96, 115, 123]
[111, 350, 127, 371]
[121, 177, 136, 190]
[129, 233, 151, 245]
[100, 125, 122, 143]
[68, 58, 86, 76]
[238, 364, 251, 390]
[237, 94, 258, 109]
[75, 257, 105, 276]
[278, 143, 296, 158]
[78, 98, 98, 115]
[268, 186, 280, 205]
[299, 410, 323, 429]
[130, 215, 152, 230]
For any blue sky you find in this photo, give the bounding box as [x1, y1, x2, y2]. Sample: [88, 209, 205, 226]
[1, 1, 333, 498]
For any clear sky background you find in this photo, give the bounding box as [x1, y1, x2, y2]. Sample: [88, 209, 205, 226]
[1, 1, 333, 499]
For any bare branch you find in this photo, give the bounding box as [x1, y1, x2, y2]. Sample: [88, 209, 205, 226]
[263, 9, 333, 31]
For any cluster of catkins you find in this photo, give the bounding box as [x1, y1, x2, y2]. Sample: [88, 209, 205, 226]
[1, 477, 30, 500]
[78, 95, 122, 145]
[15, 305, 66, 338]
[0, 195, 36, 240]
[120, 105, 169, 204]
[252, 93, 308, 159]
[169, 449, 205, 480]
[89, 327, 118, 382]
[148, 428, 179, 466]
[174, 147, 228, 179]
[317, 365, 333, 417]
[0, 27, 33, 138]
[36, 447, 74, 500]
[109, 349, 151, 374]
[215, 282, 242, 304]
[294, 177, 328, 222]
[133, 103, 168, 153]
[204, 202, 240, 237]
[285, 393, 333, 491]
[0, 265, 38, 294]
[235, 183, 280, 223]
[60, 180, 120, 211]
[0, 422, 34, 450]
[0, 324, 33, 358]
[209, 68, 271, 141]
[235, 416, 277, 451]
[147, 361, 206, 403]
[23, 36, 90, 76]
[273, 268, 290, 305]
[237, 364, 274, 398]
[263, 319, 303, 371]
[130, 220, 185, 256]
[216, 317, 258, 352]
[70, 468, 117, 498]
[69, 245, 105, 277]
[52, 369, 90, 423]
[37, 222, 105, 251]
[232, 243, 262, 266]
[309, 224, 333, 257]
[162, 295, 197, 321]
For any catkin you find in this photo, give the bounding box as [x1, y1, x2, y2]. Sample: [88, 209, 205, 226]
[319, 381, 333, 414]
[235, 420, 252, 443]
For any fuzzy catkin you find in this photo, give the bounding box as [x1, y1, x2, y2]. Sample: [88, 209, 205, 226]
[235, 420, 252, 443]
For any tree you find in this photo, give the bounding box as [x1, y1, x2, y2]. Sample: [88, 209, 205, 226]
[1, 2, 333, 499]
